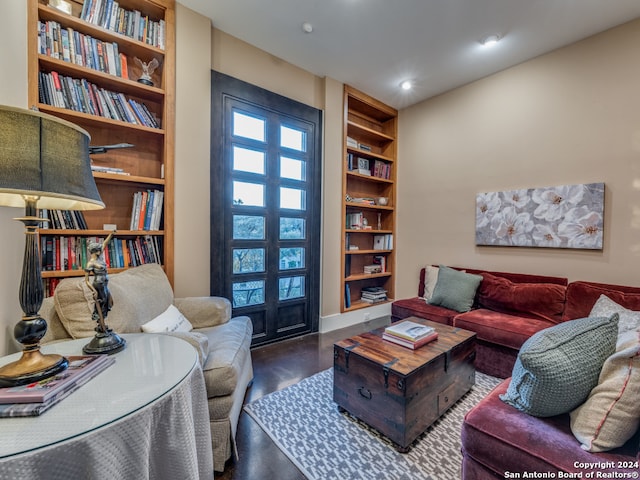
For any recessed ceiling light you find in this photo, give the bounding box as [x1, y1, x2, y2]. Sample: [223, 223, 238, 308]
[400, 80, 412, 90]
[302, 22, 313, 33]
[480, 34, 501, 47]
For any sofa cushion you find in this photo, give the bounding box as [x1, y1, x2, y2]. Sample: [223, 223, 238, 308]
[589, 294, 640, 340]
[142, 304, 193, 333]
[563, 281, 640, 321]
[462, 378, 640, 476]
[500, 314, 619, 417]
[570, 328, 640, 452]
[478, 272, 566, 323]
[422, 265, 439, 301]
[199, 315, 253, 398]
[391, 297, 458, 325]
[453, 309, 555, 350]
[55, 264, 174, 338]
[428, 266, 483, 313]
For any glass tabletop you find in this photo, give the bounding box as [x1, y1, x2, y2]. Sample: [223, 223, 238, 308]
[0, 334, 197, 458]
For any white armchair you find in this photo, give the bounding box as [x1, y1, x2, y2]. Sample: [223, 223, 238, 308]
[40, 263, 253, 472]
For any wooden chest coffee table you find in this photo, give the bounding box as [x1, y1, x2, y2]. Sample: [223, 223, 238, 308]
[333, 317, 476, 452]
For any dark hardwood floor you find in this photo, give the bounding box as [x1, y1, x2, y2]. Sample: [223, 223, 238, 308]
[216, 317, 389, 479]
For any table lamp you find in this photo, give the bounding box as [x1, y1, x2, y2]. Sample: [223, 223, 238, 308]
[0, 105, 104, 387]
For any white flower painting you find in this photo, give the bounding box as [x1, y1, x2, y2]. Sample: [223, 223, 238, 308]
[475, 183, 604, 250]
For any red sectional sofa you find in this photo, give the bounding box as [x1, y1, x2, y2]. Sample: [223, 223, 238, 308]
[391, 268, 640, 478]
[391, 267, 569, 378]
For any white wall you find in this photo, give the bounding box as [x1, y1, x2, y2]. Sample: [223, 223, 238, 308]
[0, 0, 30, 355]
[173, 4, 212, 297]
[396, 19, 640, 299]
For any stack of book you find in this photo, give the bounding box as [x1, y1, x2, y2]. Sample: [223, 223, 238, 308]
[130, 189, 164, 231]
[364, 264, 382, 274]
[383, 320, 438, 350]
[361, 286, 387, 304]
[0, 354, 114, 417]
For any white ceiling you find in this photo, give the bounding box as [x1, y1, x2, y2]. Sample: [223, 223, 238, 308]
[178, 0, 640, 109]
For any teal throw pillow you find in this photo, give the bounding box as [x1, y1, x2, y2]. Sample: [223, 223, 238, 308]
[428, 265, 482, 313]
[500, 314, 619, 417]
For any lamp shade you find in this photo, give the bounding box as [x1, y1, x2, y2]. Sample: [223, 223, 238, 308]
[0, 105, 104, 210]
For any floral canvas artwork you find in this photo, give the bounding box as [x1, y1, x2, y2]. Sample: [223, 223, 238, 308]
[476, 183, 604, 249]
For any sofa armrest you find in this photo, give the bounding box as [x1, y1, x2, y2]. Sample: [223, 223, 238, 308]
[174, 296, 231, 329]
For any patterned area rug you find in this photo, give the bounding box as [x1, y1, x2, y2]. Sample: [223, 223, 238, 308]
[244, 369, 502, 480]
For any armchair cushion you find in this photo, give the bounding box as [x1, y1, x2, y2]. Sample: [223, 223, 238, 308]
[199, 315, 253, 398]
[174, 296, 231, 329]
[54, 264, 173, 338]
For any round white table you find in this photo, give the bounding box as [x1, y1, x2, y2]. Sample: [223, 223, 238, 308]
[0, 334, 213, 479]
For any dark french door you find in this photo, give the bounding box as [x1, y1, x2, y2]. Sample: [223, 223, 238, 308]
[210, 72, 322, 346]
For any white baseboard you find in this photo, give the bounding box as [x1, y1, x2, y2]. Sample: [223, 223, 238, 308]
[319, 303, 392, 333]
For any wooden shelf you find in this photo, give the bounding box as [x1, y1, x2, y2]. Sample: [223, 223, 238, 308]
[29, 0, 175, 294]
[343, 298, 394, 312]
[341, 86, 397, 313]
[347, 121, 395, 144]
[92, 172, 165, 185]
[345, 202, 394, 211]
[38, 55, 165, 103]
[346, 147, 394, 163]
[346, 171, 394, 184]
[40, 229, 164, 236]
[42, 268, 128, 279]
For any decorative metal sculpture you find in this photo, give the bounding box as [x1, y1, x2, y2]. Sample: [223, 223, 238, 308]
[83, 231, 126, 354]
[134, 57, 160, 86]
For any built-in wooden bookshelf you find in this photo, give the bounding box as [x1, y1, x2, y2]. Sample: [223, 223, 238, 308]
[341, 86, 397, 312]
[27, 0, 175, 295]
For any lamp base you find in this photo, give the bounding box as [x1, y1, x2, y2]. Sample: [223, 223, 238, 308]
[83, 331, 126, 355]
[0, 349, 68, 387]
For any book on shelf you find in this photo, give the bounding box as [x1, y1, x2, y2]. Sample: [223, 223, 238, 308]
[373, 234, 393, 250]
[79, 0, 166, 50]
[38, 20, 130, 80]
[40, 209, 88, 230]
[41, 234, 163, 272]
[372, 159, 391, 179]
[372, 255, 386, 272]
[0, 355, 115, 417]
[38, 71, 161, 129]
[363, 264, 382, 274]
[357, 157, 371, 175]
[344, 283, 351, 309]
[346, 211, 365, 230]
[385, 320, 435, 342]
[361, 286, 387, 303]
[91, 164, 130, 175]
[130, 189, 164, 231]
[382, 331, 439, 350]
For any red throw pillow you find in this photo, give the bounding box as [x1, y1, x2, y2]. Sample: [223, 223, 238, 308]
[478, 273, 566, 323]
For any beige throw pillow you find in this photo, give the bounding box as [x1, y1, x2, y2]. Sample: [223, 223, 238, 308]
[423, 265, 439, 301]
[590, 294, 640, 342]
[570, 328, 640, 452]
[142, 304, 193, 333]
[55, 264, 174, 338]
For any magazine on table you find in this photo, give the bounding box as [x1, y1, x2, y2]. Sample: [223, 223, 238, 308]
[0, 357, 115, 417]
[384, 320, 435, 342]
[0, 354, 113, 404]
[383, 331, 439, 350]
